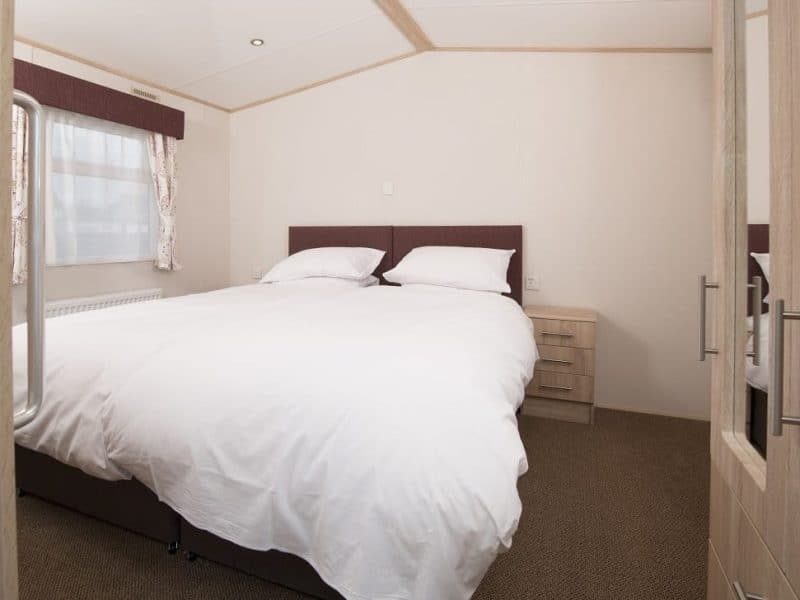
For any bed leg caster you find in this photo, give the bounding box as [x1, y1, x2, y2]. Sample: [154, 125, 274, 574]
[187, 552, 198, 562]
[16, 488, 26, 498]
[167, 541, 180, 555]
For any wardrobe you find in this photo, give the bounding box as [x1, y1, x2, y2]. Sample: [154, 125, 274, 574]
[706, 0, 800, 598]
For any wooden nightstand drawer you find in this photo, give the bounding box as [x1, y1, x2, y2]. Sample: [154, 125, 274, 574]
[532, 318, 596, 349]
[537, 345, 594, 376]
[526, 372, 594, 404]
[523, 306, 597, 424]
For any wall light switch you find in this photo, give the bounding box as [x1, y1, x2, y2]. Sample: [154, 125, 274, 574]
[382, 182, 394, 196]
[526, 275, 542, 291]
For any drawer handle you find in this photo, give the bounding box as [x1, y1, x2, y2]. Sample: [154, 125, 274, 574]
[734, 581, 765, 600]
[540, 384, 574, 391]
[541, 358, 574, 365]
[541, 331, 575, 338]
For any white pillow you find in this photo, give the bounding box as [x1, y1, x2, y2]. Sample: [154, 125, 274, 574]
[261, 247, 385, 283]
[751, 252, 770, 282]
[383, 246, 514, 294]
[268, 275, 378, 289]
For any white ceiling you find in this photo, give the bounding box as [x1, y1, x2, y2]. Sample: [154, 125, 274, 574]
[406, 0, 711, 49]
[14, 0, 712, 112]
[14, 0, 413, 110]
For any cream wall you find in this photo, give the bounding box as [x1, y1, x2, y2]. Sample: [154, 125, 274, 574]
[11, 41, 231, 324]
[746, 15, 770, 224]
[229, 51, 713, 420]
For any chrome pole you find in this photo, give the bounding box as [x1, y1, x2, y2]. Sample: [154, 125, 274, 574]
[770, 299, 800, 437]
[12, 90, 45, 430]
[698, 275, 719, 361]
[747, 276, 762, 365]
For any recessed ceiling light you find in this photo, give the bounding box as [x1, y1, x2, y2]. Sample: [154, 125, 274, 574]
[250, 38, 264, 47]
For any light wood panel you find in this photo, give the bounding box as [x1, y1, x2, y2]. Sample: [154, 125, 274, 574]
[709, 3, 800, 594]
[373, 0, 433, 52]
[532, 318, 596, 350]
[746, 9, 769, 20]
[524, 306, 597, 421]
[708, 0, 769, 539]
[765, 0, 800, 590]
[710, 465, 799, 600]
[708, 541, 736, 600]
[536, 345, 594, 376]
[0, 0, 19, 598]
[524, 305, 597, 323]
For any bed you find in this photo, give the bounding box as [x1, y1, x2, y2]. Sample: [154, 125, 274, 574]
[14, 225, 535, 600]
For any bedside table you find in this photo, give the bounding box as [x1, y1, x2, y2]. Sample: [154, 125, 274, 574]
[522, 305, 598, 424]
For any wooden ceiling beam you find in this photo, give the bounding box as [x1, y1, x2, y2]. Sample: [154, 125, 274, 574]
[373, 0, 434, 52]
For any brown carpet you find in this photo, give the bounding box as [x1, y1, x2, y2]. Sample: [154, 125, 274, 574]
[16, 409, 710, 600]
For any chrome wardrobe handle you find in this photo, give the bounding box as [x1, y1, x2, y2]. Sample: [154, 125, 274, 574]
[770, 299, 800, 437]
[747, 276, 763, 365]
[734, 581, 765, 600]
[698, 275, 720, 361]
[12, 90, 45, 430]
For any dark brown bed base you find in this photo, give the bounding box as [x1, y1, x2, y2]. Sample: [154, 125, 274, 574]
[15, 444, 341, 597]
[15, 445, 179, 548]
[748, 387, 768, 458]
[15, 224, 524, 599]
[181, 519, 344, 600]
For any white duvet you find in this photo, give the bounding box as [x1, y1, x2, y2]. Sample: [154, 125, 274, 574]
[14, 283, 537, 600]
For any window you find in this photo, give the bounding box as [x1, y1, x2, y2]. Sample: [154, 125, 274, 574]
[45, 107, 158, 266]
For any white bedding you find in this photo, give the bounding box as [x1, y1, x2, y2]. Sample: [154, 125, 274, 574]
[13, 282, 372, 480]
[14, 283, 537, 600]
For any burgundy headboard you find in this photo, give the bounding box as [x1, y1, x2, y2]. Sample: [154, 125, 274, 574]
[748, 224, 770, 316]
[288, 225, 524, 304]
[393, 226, 523, 304]
[288, 226, 394, 278]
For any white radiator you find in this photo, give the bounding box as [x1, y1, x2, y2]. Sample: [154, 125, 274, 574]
[45, 288, 163, 318]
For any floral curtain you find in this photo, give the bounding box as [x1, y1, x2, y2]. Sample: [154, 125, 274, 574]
[146, 132, 180, 271]
[10, 104, 28, 285]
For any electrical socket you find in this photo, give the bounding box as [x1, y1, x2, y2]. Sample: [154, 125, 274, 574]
[526, 275, 541, 291]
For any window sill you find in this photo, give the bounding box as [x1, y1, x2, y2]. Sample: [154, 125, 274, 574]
[46, 258, 157, 268]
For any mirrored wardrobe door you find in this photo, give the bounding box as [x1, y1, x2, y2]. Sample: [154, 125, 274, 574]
[765, 0, 800, 591]
[707, 1, 800, 597]
[734, 0, 771, 463]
